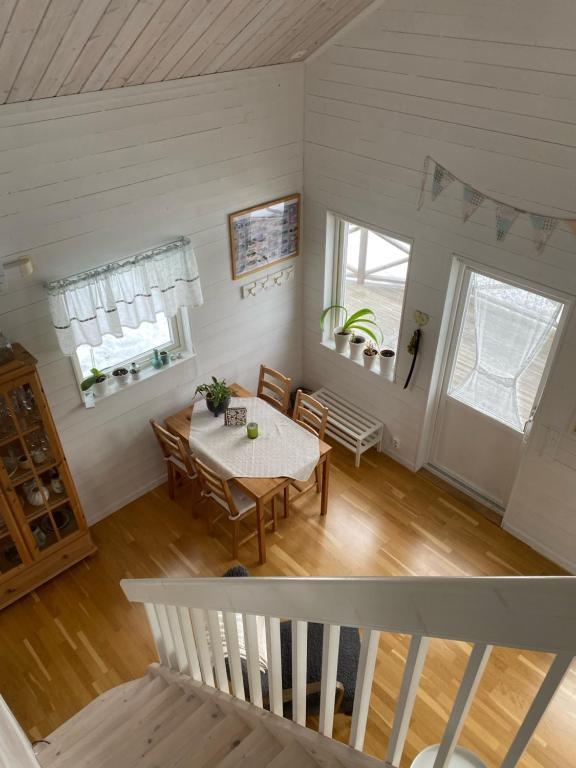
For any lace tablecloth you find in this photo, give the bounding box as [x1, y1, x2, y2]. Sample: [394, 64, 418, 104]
[189, 397, 319, 481]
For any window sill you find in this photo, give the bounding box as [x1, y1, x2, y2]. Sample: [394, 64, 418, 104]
[82, 351, 194, 407]
[321, 340, 395, 383]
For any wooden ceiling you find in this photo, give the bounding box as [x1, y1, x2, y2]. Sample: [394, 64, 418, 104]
[0, 0, 373, 105]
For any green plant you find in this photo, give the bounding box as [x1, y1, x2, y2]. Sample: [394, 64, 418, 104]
[80, 367, 106, 392]
[195, 376, 232, 407]
[320, 305, 381, 345]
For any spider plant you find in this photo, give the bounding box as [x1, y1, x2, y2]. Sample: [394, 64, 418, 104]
[320, 305, 381, 345]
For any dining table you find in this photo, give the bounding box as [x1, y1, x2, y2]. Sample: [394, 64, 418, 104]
[165, 383, 332, 564]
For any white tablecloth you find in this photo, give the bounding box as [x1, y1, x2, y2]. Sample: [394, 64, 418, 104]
[189, 397, 320, 481]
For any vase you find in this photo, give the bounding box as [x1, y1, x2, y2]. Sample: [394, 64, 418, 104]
[206, 396, 230, 417]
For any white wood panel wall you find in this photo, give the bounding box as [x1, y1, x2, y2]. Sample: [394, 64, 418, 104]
[302, 0, 576, 570]
[0, 64, 304, 524]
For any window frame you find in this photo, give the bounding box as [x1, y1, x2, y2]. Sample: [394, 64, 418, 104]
[326, 212, 413, 380]
[70, 310, 186, 386]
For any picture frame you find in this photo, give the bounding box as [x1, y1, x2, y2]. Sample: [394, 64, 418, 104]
[228, 193, 300, 280]
[224, 407, 247, 426]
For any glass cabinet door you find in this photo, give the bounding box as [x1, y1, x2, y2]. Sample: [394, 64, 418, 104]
[0, 502, 27, 575]
[0, 379, 79, 559]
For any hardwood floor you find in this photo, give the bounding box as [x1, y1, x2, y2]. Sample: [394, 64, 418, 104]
[0, 443, 573, 768]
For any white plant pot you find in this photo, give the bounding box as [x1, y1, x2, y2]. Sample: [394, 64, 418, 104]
[379, 350, 395, 377]
[93, 379, 109, 397]
[113, 373, 129, 386]
[334, 328, 351, 354]
[349, 337, 365, 362]
[363, 352, 377, 369]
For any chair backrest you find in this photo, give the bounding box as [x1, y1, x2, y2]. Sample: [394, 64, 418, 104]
[193, 457, 238, 517]
[150, 419, 195, 477]
[257, 365, 291, 414]
[293, 390, 328, 440]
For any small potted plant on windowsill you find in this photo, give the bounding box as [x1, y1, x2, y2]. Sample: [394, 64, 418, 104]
[379, 348, 395, 377]
[320, 305, 380, 355]
[363, 340, 379, 369]
[112, 367, 129, 386]
[195, 377, 232, 417]
[80, 367, 108, 397]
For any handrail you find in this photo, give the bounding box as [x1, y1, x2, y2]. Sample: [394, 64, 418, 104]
[121, 576, 576, 654]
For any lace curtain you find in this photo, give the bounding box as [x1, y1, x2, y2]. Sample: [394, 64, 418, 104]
[46, 238, 203, 355]
[450, 273, 562, 430]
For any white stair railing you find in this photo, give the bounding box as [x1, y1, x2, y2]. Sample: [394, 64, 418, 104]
[121, 576, 576, 768]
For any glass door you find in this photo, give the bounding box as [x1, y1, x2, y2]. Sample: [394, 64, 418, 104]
[0, 377, 79, 559]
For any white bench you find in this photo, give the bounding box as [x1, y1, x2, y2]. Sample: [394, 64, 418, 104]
[312, 387, 383, 467]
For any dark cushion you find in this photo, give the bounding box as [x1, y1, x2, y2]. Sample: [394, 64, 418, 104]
[221, 565, 359, 715]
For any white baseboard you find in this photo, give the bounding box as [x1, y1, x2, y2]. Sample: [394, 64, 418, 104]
[379, 446, 418, 472]
[85, 471, 166, 526]
[502, 521, 576, 574]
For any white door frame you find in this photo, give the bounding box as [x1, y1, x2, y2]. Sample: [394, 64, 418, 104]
[417, 254, 573, 496]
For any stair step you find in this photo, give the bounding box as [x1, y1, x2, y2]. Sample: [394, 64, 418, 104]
[38, 674, 164, 763]
[211, 725, 284, 768]
[268, 739, 337, 768]
[42, 678, 187, 768]
[173, 712, 253, 768]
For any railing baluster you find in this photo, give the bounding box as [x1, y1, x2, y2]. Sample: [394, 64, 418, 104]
[223, 612, 245, 700]
[433, 644, 493, 768]
[166, 604, 188, 674]
[144, 603, 168, 666]
[292, 620, 308, 726]
[177, 606, 201, 680]
[243, 613, 263, 707]
[319, 623, 341, 737]
[190, 608, 215, 687]
[207, 610, 229, 693]
[349, 628, 380, 750]
[386, 635, 430, 767]
[500, 653, 573, 768]
[265, 616, 283, 716]
[154, 603, 177, 669]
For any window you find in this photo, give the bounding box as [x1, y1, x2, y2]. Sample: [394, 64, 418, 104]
[74, 312, 182, 379]
[331, 216, 411, 361]
[447, 270, 564, 431]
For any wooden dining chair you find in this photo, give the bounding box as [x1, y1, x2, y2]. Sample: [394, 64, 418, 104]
[285, 390, 329, 515]
[257, 364, 292, 414]
[194, 457, 278, 559]
[150, 419, 197, 500]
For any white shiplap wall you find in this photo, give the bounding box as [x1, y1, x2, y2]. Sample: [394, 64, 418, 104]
[0, 64, 304, 524]
[302, 0, 576, 570]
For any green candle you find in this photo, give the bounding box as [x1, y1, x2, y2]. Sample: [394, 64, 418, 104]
[247, 422, 258, 439]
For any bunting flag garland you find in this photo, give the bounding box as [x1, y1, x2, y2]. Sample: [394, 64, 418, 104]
[530, 214, 557, 254]
[418, 155, 576, 255]
[462, 184, 485, 222]
[496, 204, 520, 242]
[431, 163, 456, 200]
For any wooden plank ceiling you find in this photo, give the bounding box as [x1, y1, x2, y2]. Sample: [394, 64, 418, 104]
[0, 0, 373, 104]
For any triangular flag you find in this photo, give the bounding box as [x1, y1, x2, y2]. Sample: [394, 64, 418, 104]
[530, 214, 557, 254]
[462, 185, 485, 222]
[495, 204, 520, 241]
[431, 162, 456, 200]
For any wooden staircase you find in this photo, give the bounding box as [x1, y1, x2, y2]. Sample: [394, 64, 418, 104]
[36, 664, 386, 768]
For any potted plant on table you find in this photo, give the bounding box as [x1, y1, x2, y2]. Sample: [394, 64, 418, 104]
[320, 305, 380, 355]
[195, 377, 232, 417]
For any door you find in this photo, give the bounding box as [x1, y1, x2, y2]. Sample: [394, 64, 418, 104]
[430, 265, 567, 510]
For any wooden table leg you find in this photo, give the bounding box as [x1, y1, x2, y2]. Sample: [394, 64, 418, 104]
[257, 498, 266, 564]
[321, 454, 330, 517]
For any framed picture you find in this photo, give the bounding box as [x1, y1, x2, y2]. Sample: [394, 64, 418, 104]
[228, 193, 300, 280]
[224, 407, 247, 426]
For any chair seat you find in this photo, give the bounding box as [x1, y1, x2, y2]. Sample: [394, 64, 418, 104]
[167, 455, 196, 480]
[210, 483, 256, 518]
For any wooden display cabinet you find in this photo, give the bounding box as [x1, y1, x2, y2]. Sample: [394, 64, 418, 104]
[0, 344, 96, 609]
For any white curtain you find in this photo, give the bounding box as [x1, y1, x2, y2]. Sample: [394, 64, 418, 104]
[46, 238, 203, 355]
[450, 273, 562, 430]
